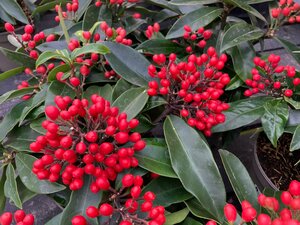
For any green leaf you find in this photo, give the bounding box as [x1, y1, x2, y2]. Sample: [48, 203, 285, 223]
[136, 39, 185, 55]
[77, 0, 93, 21]
[85, 72, 115, 84]
[284, 97, 300, 110]
[48, 64, 71, 82]
[166, 7, 222, 39]
[261, 100, 289, 147]
[5, 125, 39, 152]
[0, 167, 7, 214]
[171, 0, 220, 4]
[45, 213, 63, 225]
[83, 5, 112, 30]
[59, 176, 102, 225]
[227, 42, 255, 81]
[36, 51, 68, 67]
[181, 217, 203, 225]
[0, 100, 33, 142]
[45, 81, 75, 106]
[0, 66, 25, 82]
[164, 115, 225, 220]
[32, 0, 68, 16]
[165, 208, 190, 225]
[0, 47, 35, 68]
[147, 0, 181, 13]
[224, 0, 267, 22]
[71, 43, 110, 59]
[219, 150, 259, 210]
[36, 41, 68, 52]
[102, 42, 152, 87]
[112, 79, 134, 101]
[112, 87, 149, 120]
[30, 117, 46, 135]
[124, 17, 146, 34]
[220, 22, 264, 53]
[0, 87, 35, 105]
[0, 4, 15, 24]
[135, 138, 177, 178]
[19, 86, 47, 125]
[142, 177, 193, 207]
[212, 97, 272, 133]
[184, 198, 216, 220]
[17, 178, 37, 203]
[225, 75, 244, 91]
[290, 125, 300, 151]
[0, 0, 29, 24]
[274, 37, 300, 64]
[16, 153, 66, 194]
[4, 164, 22, 209]
[83, 84, 113, 102]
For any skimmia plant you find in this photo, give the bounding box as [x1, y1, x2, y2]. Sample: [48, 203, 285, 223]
[0, 0, 300, 225]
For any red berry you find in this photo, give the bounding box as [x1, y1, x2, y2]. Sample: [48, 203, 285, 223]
[45, 105, 60, 120]
[85, 131, 98, 142]
[22, 214, 34, 225]
[71, 215, 87, 225]
[284, 89, 293, 97]
[257, 214, 271, 225]
[14, 210, 26, 222]
[99, 203, 113, 216]
[24, 25, 34, 34]
[242, 207, 256, 222]
[86, 206, 99, 218]
[5, 23, 15, 33]
[224, 203, 237, 223]
[0, 212, 13, 225]
[122, 174, 134, 187]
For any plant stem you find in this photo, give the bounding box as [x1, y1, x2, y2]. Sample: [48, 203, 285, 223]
[58, 5, 70, 44]
[153, 107, 171, 124]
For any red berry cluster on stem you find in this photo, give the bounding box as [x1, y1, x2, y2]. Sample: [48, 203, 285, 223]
[183, 25, 213, 53]
[271, 0, 300, 23]
[54, 0, 79, 22]
[207, 180, 300, 225]
[99, 22, 133, 46]
[72, 174, 165, 225]
[147, 48, 230, 136]
[95, 0, 139, 7]
[30, 95, 146, 191]
[244, 54, 297, 98]
[0, 210, 34, 225]
[146, 23, 160, 39]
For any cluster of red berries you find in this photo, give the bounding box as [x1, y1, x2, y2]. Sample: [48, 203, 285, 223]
[207, 180, 300, 225]
[182, 25, 213, 53]
[4, 23, 56, 60]
[147, 48, 230, 136]
[30, 95, 146, 191]
[54, 0, 79, 22]
[95, 0, 139, 7]
[72, 174, 165, 225]
[99, 22, 133, 46]
[271, 0, 300, 24]
[0, 210, 34, 225]
[244, 54, 297, 98]
[146, 23, 160, 39]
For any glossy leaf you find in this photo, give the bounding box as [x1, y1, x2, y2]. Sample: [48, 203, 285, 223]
[165, 208, 189, 225]
[77, 0, 93, 21]
[5, 126, 40, 152]
[220, 22, 264, 53]
[274, 37, 300, 64]
[83, 5, 112, 30]
[4, 164, 22, 209]
[30, 117, 46, 135]
[0, 66, 25, 82]
[19, 86, 47, 125]
[125, 17, 146, 34]
[184, 198, 216, 220]
[16, 153, 66, 194]
[219, 149, 259, 210]
[36, 41, 68, 52]
[142, 177, 193, 207]
[112, 79, 134, 101]
[71, 43, 110, 59]
[59, 176, 101, 225]
[135, 138, 177, 178]
[32, 0, 68, 16]
[136, 39, 185, 55]
[36, 51, 68, 67]
[102, 42, 152, 87]
[45, 81, 75, 106]
[285, 97, 300, 110]
[112, 87, 149, 120]
[212, 97, 272, 132]
[0, 47, 35, 68]
[0, 167, 6, 214]
[181, 217, 203, 225]
[171, 0, 220, 4]
[164, 115, 225, 220]
[83, 84, 113, 102]
[0, 100, 33, 142]
[0, 0, 29, 24]
[0, 4, 15, 24]
[261, 99, 289, 147]
[166, 7, 222, 39]
[45, 213, 63, 225]
[224, 0, 267, 22]
[48, 64, 71, 81]
[0, 87, 35, 105]
[147, 0, 180, 13]
[227, 42, 255, 81]
[225, 75, 243, 91]
[290, 125, 300, 151]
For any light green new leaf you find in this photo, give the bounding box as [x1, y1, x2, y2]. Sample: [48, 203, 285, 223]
[290, 125, 300, 151]
[0, 66, 25, 82]
[165, 208, 189, 225]
[71, 43, 110, 59]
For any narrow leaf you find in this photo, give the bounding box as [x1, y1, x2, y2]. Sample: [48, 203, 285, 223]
[4, 164, 22, 209]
